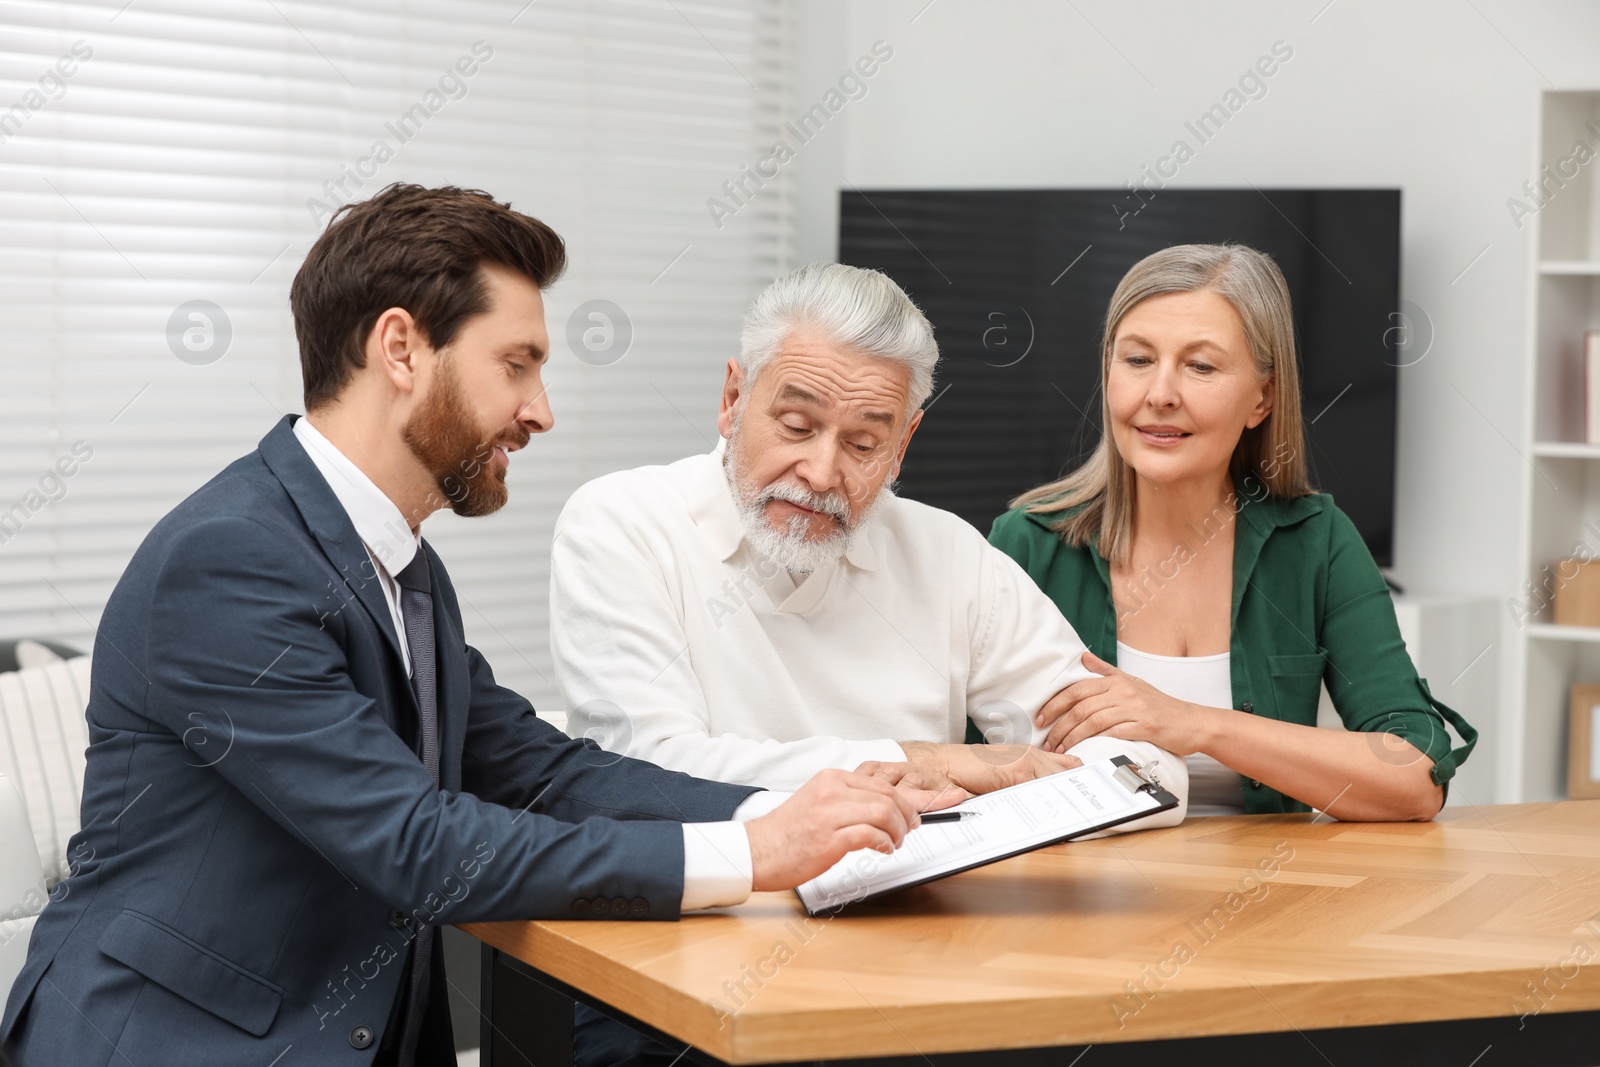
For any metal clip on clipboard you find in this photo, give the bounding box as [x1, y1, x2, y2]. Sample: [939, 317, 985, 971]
[1112, 758, 1162, 796]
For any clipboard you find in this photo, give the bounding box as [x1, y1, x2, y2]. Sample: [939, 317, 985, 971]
[795, 754, 1178, 916]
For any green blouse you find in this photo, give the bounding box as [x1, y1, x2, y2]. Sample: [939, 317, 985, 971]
[980, 482, 1478, 815]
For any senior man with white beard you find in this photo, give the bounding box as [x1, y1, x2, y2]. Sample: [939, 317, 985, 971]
[552, 262, 1187, 814]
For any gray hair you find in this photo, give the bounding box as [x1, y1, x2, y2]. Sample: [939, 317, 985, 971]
[1012, 242, 1311, 566]
[738, 262, 938, 411]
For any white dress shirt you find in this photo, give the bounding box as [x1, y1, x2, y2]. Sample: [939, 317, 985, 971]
[553, 441, 1187, 818]
[292, 418, 765, 911]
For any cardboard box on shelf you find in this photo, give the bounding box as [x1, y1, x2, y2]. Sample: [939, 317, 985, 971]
[1569, 684, 1600, 800]
[1553, 560, 1600, 627]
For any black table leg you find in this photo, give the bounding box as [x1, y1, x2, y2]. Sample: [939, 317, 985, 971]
[479, 944, 574, 1067]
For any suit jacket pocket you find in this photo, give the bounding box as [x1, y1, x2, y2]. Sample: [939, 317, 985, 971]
[98, 909, 283, 1036]
[1268, 651, 1327, 723]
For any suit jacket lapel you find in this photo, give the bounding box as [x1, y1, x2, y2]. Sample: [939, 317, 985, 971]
[256, 415, 412, 677]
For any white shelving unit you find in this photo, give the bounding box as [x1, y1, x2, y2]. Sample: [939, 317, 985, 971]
[1513, 91, 1600, 802]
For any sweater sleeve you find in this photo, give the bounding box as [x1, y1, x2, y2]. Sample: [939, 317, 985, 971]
[966, 521, 1188, 831]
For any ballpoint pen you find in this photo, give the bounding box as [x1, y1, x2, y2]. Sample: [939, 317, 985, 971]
[920, 810, 983, 824]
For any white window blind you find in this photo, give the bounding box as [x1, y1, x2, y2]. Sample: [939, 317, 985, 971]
[0, 0, 794, 711]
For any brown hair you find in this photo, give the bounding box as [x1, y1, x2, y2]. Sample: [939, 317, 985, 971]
[1011, 243, 1312, 565]
[290, 183, 566, 410]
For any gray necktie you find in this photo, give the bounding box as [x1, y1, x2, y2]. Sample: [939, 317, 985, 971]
[394, 552, 438, 1067]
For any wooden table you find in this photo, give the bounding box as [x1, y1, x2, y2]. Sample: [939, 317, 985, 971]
[462, 801, 1600, 1065]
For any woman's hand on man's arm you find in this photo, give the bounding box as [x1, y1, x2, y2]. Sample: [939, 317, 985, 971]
[1035, 651, 1223, 756]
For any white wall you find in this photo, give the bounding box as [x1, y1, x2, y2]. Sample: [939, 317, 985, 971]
[786, 0, 1600, 773]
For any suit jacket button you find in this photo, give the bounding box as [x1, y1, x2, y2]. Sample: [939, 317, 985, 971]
[610, 898, 628, 915]
[388, 909, 408, 929]
[349, 1025, 374, 1049]
[631, 898, 648, 915]
[1250, 779, 1262, 788]
[1241, 702, 1254, 713]
[572, 898, 590, 915]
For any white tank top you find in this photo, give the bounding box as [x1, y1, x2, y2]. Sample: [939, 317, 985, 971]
[1115, 642, 1247, 817]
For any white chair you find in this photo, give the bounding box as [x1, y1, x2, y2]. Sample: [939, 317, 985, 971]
[0, 650, 92, 885]
[0, 646, 92, 1006]
[0, 771, 48, 998]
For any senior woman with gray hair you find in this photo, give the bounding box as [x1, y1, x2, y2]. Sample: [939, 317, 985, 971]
[989, 243, 1477, 821]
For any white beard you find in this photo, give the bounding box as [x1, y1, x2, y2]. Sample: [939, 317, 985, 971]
[723, 431, 888, 575]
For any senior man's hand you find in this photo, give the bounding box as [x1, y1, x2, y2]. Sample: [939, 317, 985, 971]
[857, 742, 1083, 806]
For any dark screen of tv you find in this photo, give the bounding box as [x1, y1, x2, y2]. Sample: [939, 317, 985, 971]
[838, 188, 1400, 568]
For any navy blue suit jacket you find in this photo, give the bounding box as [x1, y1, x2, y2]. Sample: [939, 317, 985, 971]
[1, 416, 757, 1065]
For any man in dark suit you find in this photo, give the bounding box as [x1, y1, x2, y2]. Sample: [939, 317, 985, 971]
[0, 184, 931, 1067]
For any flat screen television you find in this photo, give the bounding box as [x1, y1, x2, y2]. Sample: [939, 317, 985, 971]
[838, 188, 1401, 567]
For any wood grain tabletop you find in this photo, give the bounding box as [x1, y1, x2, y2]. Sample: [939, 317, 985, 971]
[463, 801, 1600, 1064]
